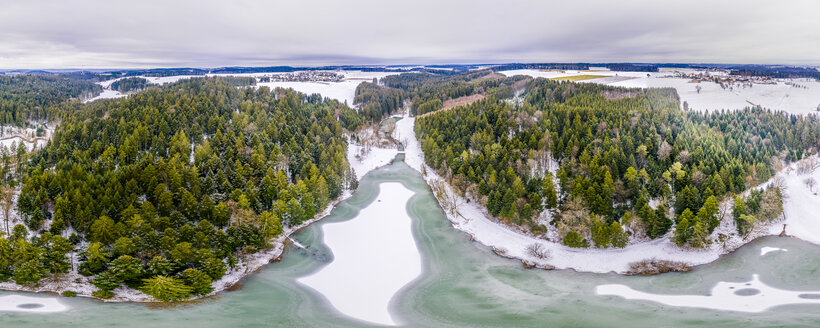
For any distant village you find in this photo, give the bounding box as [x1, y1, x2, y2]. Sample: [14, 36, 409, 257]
[258, 71, 344, 83]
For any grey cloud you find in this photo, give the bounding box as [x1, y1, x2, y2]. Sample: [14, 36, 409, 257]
[0, 0, 818, 69]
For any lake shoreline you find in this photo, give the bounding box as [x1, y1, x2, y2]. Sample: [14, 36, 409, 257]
[394, 113, 820, 275]
[0, 140, 401, 303]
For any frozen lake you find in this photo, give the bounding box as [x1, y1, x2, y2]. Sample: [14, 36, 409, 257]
[298, 182, 421, 326]
[3, 160, 820, 327]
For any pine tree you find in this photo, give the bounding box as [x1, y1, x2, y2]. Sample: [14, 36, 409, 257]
[609, 221, 628, 248]
[690, 221, 709, 248]
[177, 268, 213, 296]
[542, 173, 558, 209]
[673, 209, 694, 246]
[562, 231, 588, 248]
[90, 216, 117, 245]
[733, 196, 748, 235]
[698, 195, 719, 232]
[140, 275, 193, 302]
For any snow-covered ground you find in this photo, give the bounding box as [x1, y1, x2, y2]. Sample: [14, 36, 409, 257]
[0, 294, 67, 313]
[256, 70, 399, 106]
[258, 80, 359, 106]
[83, 88, 127, 103]
[89, 70, 401, 107]
[86, 74, 195, 103]
[0, 136, 41, 152]
[499, 69, 820, 115]
[596, 274, 820, 313]
[347, 143, 398, 180]
[84, 76, 129, 103]
[499, 69, 652, 81]
[765, 159, 820, 244]
[298, 182, 421, 326]
[396, 111, 820, 274]
[141, 75, 200, 85]
[612, 76, 820, 115]
[0, 124, 53, 151]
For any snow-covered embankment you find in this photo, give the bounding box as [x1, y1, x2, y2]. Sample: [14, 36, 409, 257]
[395, 113, 820, 274]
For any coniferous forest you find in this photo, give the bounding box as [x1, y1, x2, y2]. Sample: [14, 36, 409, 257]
[0, 75, 102, 125]
[110, 77, 153, 93]
[353, 70, 529, 121]
[415, 78, 814, 248]
[0, 69, 816, 301]
[1, 77, 359, 301]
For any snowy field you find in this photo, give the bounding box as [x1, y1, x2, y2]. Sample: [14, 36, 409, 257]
[141, 75, 200, 85]
[298, 182, 421, 326]
[597, 273, 820, 313]
[255, 70, 399, 106]
[84, 76, 129, 103]
[500, 69, 820, 115]
[257, 80, 359, 105]
[89, 70, 400, 106]
[765, 159, 820, 244]
[347, 143, 398, 179]
[83, 88, 126, 103]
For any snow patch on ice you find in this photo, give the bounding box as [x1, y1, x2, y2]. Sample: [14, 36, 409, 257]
[0, 294, 67, 313]
[298, 182, 421, 326]
[596, 274, 820, 313]
[760, 247, 787, 256]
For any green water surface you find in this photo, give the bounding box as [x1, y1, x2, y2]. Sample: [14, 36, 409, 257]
[2, 161, 820, 327]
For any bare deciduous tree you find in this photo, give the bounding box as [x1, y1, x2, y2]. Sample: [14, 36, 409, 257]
[658, 141, 672, 162]
[771, 155, 784, 173]
[804, 177, 817, 193]
[677, 150, 690, 164]
[759, 188, 784, 222]
[772, 176, 789, 199]
[526, 243, 551, 260]
[691, 170, 706, 187]
[0, 186, 14, 236]
[434, 180, 464, 217]
[382, 119, 396, 135]
[556, 199, 591, 237]
[797, 157, 820, 175]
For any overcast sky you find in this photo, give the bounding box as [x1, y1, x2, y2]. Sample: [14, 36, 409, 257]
[1, 0, 818, 69]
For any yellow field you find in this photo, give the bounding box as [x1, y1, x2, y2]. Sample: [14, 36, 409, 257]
[550, 75, 609, 81]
